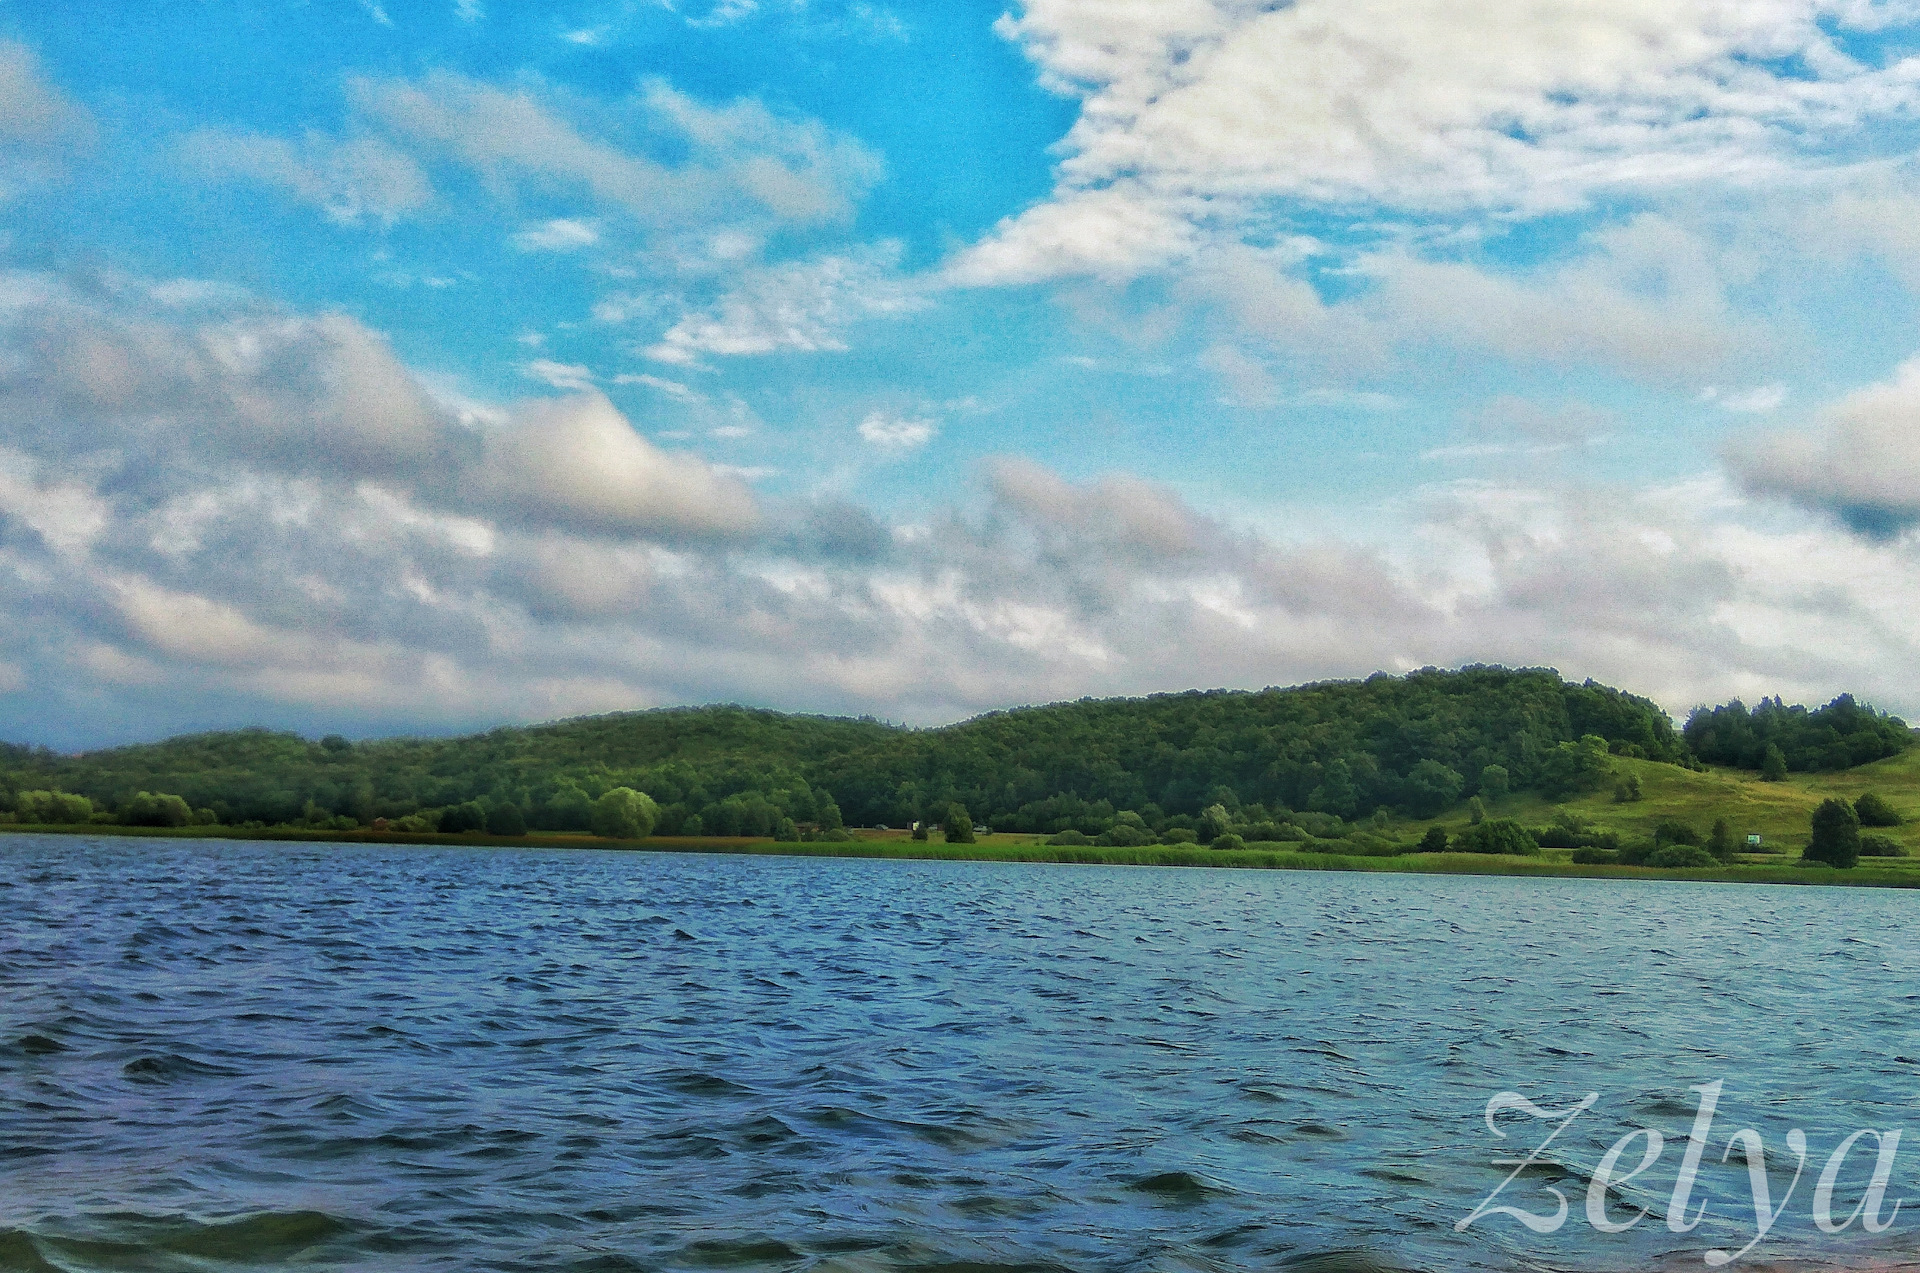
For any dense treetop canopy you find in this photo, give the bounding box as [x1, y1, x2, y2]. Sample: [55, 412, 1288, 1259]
[1682, 695, 1912, 774]
[0, 667, 1905, 837]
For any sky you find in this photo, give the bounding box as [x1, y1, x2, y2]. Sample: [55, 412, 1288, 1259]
[5, 1, 1920, 748]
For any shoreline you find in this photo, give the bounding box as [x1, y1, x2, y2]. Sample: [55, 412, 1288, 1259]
[6, 822, 1917, 888]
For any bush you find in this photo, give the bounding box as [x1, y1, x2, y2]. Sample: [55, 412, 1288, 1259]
[1418, 825, 1450, 853]
[1803, 797, 1861, 869]
[911, 821, 928, 841]
[1646, 843, 1717, 868]
[15, 790, 94, 824]
[943, 802, 975, 844]
[1453, 818, 1540, 856]
[391, 814, 435, 832]
[1571, 847, 1619, 864]
[1856, 792, 1903, 827]
[120, 791, 193, 828]
[485, 803, 527, 836]
[1860, 834, 1906, 857]
[1614, 774, 1643, 802]
[1210, 833, 1246, 852]
[1048, 829, 1092, 846]
[1467, 796, 1486, 825]
[1761, 744, 1788, 781]
[1097, 824, 1154, 847]
[1159, 827, 1197, 844]
[591, 788, 659, 840]
[1653, 819, 1702, 847]
[438, 801, 488, 834]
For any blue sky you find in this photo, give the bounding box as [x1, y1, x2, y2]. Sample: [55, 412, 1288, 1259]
[4, 0, 1920, 747]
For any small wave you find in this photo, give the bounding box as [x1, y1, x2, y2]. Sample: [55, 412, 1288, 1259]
[1125, 1170, 1230, 1197]
[121, 1054, 242, 1083]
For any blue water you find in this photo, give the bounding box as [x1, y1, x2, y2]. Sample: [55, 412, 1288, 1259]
[5, 836, 1920, 1273]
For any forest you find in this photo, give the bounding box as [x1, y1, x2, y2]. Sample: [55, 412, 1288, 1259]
[0, 666, 1908, 842]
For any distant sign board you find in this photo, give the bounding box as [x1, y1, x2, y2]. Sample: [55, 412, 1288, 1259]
[1747, 834, 1763, 845]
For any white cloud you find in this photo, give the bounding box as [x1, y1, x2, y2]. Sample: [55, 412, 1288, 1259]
[959, 1, 1920, 283]
[857, 411, 936, 450]
[0, 40, 90, 146]
[480, 392, 761, 538]
[351, 70, 880, 228]
[512, 217, 599, 251]
[178, 128, 433, 226]
[1702, 383, 1788, 412]
[454, 0, 484, 20]
[1731, 356, 1920, 536]
[646, 245, 928, 364]
[523, 358, 596, 391]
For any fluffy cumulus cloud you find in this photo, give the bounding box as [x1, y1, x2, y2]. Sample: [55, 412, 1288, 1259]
[4, 266, 1918, 748]
[957, 0, 1920, 283]
[1731, 356, 1920, 536]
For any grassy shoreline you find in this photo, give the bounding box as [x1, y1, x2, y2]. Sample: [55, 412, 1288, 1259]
[7, 821, 1918, 888]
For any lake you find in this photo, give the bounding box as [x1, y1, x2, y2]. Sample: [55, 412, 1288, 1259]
[4, 836, 1919, 1272]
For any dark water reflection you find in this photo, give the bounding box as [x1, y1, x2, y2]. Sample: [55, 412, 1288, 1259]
[4, 837, 1920, 1272]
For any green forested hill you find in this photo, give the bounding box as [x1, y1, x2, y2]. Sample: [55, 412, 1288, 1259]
[0, 666, 1907, 839]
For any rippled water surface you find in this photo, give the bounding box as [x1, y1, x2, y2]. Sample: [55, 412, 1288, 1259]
[7, 837, 1920, 1273]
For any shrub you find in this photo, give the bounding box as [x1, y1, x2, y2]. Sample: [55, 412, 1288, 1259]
[1159, 827, 1198, 844]
[485, 803, 527, 836]
[120, 791, 192, 828]
[1856, 792, 1904, 827]
[1803, 798, 1861, 869]
[1453, 818, 1539, 856]
[1708, 818, 1737, 862]
[1418, 825, 1450, 853]
[1653, 819, 1702, 847]
[1571, 847, 1619, 865]
[1860, 834, 1906, 857]
[1210, 833, 1246, 852]
[1614, 774, 1643, 802]
[1048, 829, 1092, 846]
[943, 802, 975, 844]
[1467, 796, 1486, 825]
[438, 801, 488, 834]
[1097, 824, 1153, 847]
[911, 821, 928, 841]
[591, 788, 659, 840]
[16, 790, 94, 824]
[1646, 843, 1717, 868]
[391, 814, 435, 832]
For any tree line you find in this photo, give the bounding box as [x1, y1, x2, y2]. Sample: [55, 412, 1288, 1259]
[0, 667, 1909, 838]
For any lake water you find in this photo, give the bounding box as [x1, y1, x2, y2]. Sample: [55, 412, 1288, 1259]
[5, 836, 1920, 1273]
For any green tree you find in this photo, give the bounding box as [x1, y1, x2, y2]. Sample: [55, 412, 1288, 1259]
[911, 820, 928, 842]
[1855, 791, 1903, 827]
[486, 802, 527, 836]
[1760, 743, 1788, 782]
[1198, 803, 1234, 840]
[1467, 796, 1486, 825]
[1404, 759, 1464, 816]
[1210, 832, 1246, 851]
[1479, 764, 1510, 800]
[120, 791, 192, 828]
[1614, 773, 1643, 802]
[1454, 818, 1539, 856]
[1804, 797, 1860, 868]
[1418, 825, 1450, 853]
[1708, 818, 1737, 863]
[438, 801, 488, 834]
[943, 802, 975, 844]
[591, 787, 659, 839]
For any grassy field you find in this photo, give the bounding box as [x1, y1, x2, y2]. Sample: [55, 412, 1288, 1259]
[8, 751, 1920, 889]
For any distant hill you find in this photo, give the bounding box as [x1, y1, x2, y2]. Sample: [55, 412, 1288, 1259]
[0, 666, 1908, 839]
